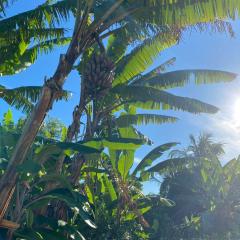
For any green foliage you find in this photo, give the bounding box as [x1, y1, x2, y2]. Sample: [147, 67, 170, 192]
[133, 70, 237, 89]
[112, 85, 220, 113]
[132, 143, 179, 176]
[0, 85, 71, 113]
[145, 134, 240, 239]
[115, 114, 178, 128]
[1, 1, 240, 240]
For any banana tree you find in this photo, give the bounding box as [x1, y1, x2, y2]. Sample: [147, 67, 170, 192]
[59, 33, 236, 205]
[76, 138, 177, 239]
[1, 0, 240, 225]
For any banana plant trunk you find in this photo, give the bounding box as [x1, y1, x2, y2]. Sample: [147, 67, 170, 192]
[0, 32, 92, 220]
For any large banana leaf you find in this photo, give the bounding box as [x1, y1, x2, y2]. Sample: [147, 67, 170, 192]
[0, 85, 71, 113]
[112, 85, 219, 113]
[0, 0, 76, 31]
[117, 150, 135, 180]
[114, 31, 179, 85]
[132, 143, 179, 176]
[147, 157, 200, 174]
[0, 37, 71, 76]
[115, 114, 178, 128]
[133, 70, 237, 89]
[82, 137, 146, 151]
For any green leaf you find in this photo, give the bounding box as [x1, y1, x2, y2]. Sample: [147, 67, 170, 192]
[115, 114, 178, 128]
[37, 229, 67, 240]
[102, 175, 117, 201]
[159, 197, 175, 207]
[201, 169, 208, 183]
[56, 142, 100, 154]
[133, 142, 179, 176]
[0, 85, 71, 113]
[147, 157, 197, 174]
[133, 70, 237, 89]
[2, 109, 14, 129]
[114, 32, 179, 85]
[37, 174, 72, 190]
[118, 150, 134, 180]
[112, 85, 219, 114]
[26, 209, 34, 228]
[18, 39, 28, 55]
[25, 188, 95, 228]
[82, 138, 145, 150]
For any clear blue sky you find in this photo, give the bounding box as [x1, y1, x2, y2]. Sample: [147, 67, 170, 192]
[1, 1, 240, 193]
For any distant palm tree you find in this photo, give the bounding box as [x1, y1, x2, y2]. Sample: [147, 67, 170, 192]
[170, 133, 224, 158]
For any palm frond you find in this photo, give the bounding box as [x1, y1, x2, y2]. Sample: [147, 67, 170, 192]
[115, 114, 178, 128]
[112, 86, 219, 114]
[133, 70, 237, 89]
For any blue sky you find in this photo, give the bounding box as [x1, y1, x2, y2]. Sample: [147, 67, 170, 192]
[2, 1, 240, 193]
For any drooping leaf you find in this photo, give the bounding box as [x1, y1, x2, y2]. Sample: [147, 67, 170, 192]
[82, 138, 145, 151]
[115, 114, 178, 128]
[114, 31, 179, 85]
[133, 70, 237, 89]
[132, 142, 179, 176]
[147, 157, 202, 174]
[112, 85, 219, 114]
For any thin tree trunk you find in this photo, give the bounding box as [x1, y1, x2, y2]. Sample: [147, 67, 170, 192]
[0, 31, 91, 219]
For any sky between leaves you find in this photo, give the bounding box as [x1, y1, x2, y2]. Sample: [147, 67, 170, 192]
[1, 1, 240, 193]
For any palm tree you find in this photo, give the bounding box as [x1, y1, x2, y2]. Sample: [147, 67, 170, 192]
[170, 133, 225, 158]
[1, 0, 240, 224]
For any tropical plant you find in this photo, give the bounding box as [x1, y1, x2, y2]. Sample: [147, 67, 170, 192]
[145, 134, 240, 239]
[0, 110, 101, 239]
[0, 85, 71, 113]
[1, 0, 240, 238]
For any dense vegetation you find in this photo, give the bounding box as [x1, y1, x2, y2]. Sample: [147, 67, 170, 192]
[1, 0, 240, 239]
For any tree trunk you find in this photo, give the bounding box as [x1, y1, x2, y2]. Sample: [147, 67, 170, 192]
[0, 34, 90, 219]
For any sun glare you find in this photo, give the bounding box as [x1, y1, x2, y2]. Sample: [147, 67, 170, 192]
[233, 98, 240, 127]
